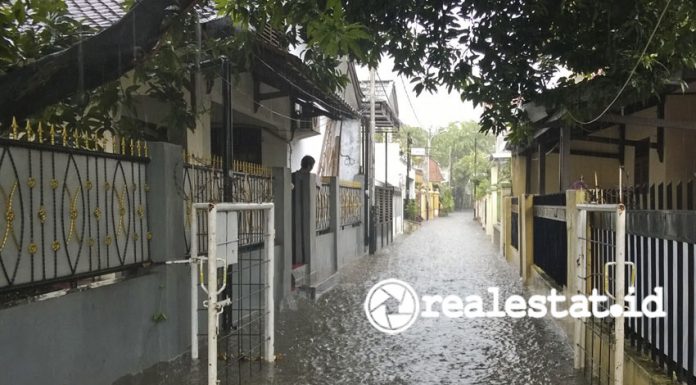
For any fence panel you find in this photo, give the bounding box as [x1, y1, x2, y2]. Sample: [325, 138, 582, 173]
[316, 181, 331, 234]
[532, 193, 567, 286]
[511, 196, 519, 250]
[340, 181, 362, 227]
[184, 158, 273, 253]
[583, 182, 696, 383]
[0, 127, 150, 292]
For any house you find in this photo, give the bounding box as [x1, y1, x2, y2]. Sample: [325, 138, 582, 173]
[359, 78, 401, 251]
[414, 157, 444, 220]
[495, 72, 696, 385]
[0, 3, 371, 385]
[475, 134, 511, 250]
[509, 75, 696, 197]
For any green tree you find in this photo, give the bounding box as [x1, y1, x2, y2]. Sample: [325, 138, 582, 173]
[226, 0, 696, 139]
[428, 121, 494, 205]
[5, 0, 694, 143]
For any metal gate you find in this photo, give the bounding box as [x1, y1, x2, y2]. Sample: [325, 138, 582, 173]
[189, 202, 275, 385]
[575, 203, 628, 385]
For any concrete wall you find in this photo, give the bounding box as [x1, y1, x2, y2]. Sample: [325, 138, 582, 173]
[314, 232, 336, 284]
[337, 225, 364, 268]
[0, 266, 190, 385]
[0, 142, 190, 385]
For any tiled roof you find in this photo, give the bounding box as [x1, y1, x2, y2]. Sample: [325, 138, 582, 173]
[65, 0, 218, 29]
[428, 158, 444, 182]
[65, 0, 125, 28]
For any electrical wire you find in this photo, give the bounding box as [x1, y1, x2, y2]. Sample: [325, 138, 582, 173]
[253, 54, 359, 118]
[567, 0, 673, 125]
[399, 75, 423, 128]
[214, 69, 314, 125]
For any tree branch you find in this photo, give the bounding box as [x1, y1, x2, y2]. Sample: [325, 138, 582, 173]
[0, 0, 197, 126]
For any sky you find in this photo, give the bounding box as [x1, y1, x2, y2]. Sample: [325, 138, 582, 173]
[356, 57, 482, 130]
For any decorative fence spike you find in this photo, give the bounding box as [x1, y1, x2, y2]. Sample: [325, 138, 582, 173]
[129, 139, 134, 156]
[50, 125, 56, 145]
[144, 142, 149, 158]
[11, 116, 18, 139]
[72, 128, 80, 148]
[37, 122, 44, 143]
[62, 126, 68, 146]
[25, 121, 33, 142]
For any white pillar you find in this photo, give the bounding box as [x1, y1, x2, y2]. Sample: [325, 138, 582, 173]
[264, 207, 275, 362]
[207, 205, 218, 385]
[190, 205, 199, 360]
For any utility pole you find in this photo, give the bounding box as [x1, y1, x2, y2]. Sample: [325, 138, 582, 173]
[368, 68, 376, 254]
[473, 137, 477, 219]
[425, 129, 431, 220]
[449, 145, 454, 209]
[405, 134, 412, 208]
[385, 133, 388, 186]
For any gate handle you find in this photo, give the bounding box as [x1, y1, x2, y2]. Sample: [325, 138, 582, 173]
[604, 261, 636, 300]
[199, 257, 228, 295]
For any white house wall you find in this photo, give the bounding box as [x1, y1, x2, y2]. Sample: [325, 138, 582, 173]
[374, 142, 407, 189]
[338, 119, 362, 181]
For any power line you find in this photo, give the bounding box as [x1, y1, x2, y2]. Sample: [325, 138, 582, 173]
[214, 69, 314, 125]
[253, 55, 358, 118]
[399, 75, 423, 128]
[568, 0, 673, 125]
[374, 72, 393, 109]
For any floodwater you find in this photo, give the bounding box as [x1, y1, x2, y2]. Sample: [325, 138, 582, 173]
[247, 211, 585, 385]
[122, 211, 585, 385]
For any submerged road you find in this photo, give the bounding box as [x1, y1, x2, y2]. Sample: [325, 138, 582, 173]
[248, 211, 585, 385]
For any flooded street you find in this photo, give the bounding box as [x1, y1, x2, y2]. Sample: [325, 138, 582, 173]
[247, 211, 584, 385]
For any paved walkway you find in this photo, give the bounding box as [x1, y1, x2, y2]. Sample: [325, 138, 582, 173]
[248, 211, 585, 385]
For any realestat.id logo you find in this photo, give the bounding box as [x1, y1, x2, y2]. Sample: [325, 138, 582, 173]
[364, 278, 420, 335]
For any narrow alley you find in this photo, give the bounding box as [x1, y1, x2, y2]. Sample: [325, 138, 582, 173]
[245, 211, 584, 385]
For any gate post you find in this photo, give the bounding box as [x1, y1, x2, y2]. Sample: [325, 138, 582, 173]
[265, 206, 276, 362]
[574, 208, 587, 369]
[520, 194, 534, 282]
[614, 204, 626, 385]
[206, 204, 218, 385]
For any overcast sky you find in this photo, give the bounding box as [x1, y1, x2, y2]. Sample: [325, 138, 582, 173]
[356, 57, 482, 130]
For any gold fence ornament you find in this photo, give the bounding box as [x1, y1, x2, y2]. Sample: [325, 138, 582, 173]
[50, 125, 56, 145]
[0, 182, 18, 251]
[25, 121, 33, 142]
[10, 117, 18, 139]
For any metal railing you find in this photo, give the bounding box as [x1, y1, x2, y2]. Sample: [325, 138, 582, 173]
[532, 192, 567, 286]
[183, 157, 273, 253]
[510, 196, 519, 250]
[0, 119, 150, 292]
[340, 180, 362, 227]
[316, 181, 331, 234]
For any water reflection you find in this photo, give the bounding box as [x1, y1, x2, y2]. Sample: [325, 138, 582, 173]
[122, 212, 584, 385]
[247, 212, 584, 385]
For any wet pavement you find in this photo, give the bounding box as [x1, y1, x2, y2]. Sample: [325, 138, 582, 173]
[246, 211, 585, 385]
[121, 211, 586, 385]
